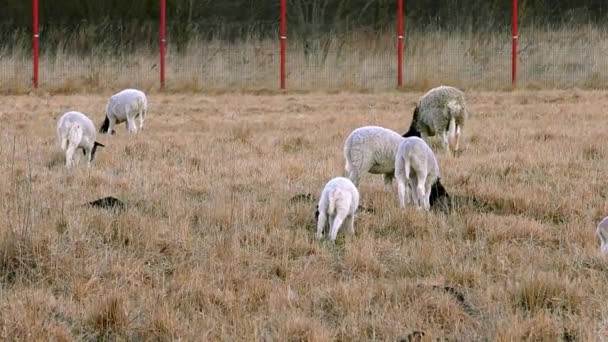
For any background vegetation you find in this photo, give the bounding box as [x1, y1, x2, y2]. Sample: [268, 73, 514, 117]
[2, 0, 607, 53]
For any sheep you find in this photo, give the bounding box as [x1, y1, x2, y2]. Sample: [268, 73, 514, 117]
[315, 177, 360, 241]
[56, 111, 105, 168]
[403, 85, 469, 155]
[343, 125, 410, 190]
[596, 216, 608, 255]
[99, 88, 148, 135]
[394, 136, 446, 210]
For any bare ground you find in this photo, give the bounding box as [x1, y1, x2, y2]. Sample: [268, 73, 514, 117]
[1, 89, 608, 340]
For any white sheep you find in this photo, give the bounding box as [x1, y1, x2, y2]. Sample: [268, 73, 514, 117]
[403, 85, 469, 155]
[99, 88, 148, 135]
[343, 125, 408, 190]
[596, 216, 608, 255]
[56, 111, 105, 168]
[315, 177, 360, 241]
[394, 136, 446, 210]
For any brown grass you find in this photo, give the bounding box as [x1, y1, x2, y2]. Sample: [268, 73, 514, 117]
[2, 25, 608, 93]
[0, 89, 607, 340]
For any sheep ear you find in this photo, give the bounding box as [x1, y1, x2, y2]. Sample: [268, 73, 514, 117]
[94, 141, 105, 148]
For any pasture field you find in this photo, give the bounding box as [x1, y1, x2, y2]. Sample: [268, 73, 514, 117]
[1, 90, 608, 340]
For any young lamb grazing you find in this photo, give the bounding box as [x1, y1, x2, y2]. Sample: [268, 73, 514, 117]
[315, 177, 360, 242]
[99, 88, 148, 135]
[403, 85, 469, 155]
[596, 216, 608, 255]
[56, 111, 105, 168]
[344, 125, 411, 190]
[395, 136, 445, 210]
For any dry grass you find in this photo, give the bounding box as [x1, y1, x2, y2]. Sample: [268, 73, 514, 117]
[2, 25, 608, 93]
[1, 89, 608, 340]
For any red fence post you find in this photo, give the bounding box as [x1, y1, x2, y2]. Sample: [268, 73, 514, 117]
[512, 0, 518, 86]
[160, 0, 166, 89]
[280, 0, 287, 89]
[32, 0, 39, 89]
[397, 0, 403, 88]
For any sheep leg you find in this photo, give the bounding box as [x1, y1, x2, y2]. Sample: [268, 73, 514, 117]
[383, 173, 393, 191]
[65, 144, 77, 168]
[85, 147, 93, 167]
[106, 116, 117, 136]
[416, 173, 428, 210]
[442, 130, 451, 154]
[345, 214, 355, 236]
[454, 125, 462, 153]
[420, 131, 429, 146]
[315, 211, 327, 240]
[329, 212, 347, 241]
[139, 108, 145, 131]
[397, 179, 408, 209]
[424, 179, 433, 210]
[126, 116, 138, 134]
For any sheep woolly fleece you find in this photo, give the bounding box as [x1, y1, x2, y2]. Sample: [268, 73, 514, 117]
[100, 88, 148, 135]
[343, 126, 406, 187]
[395, 136, 440, 210]
[405, 85, 468, 153]
[56, 111, 104, 167]
[316, 177, 360, 241]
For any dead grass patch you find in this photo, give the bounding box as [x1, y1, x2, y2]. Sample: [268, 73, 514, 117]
[0, 91, 605, 340]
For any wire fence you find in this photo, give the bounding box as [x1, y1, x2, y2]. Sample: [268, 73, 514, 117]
[1, 23, 607, 92]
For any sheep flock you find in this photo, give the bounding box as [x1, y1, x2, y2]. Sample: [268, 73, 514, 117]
[53, 85, 606, 254]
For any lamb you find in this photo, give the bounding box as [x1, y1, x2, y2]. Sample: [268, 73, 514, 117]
[343, 125, 409, 190]
[99, 88, 148, 135]
[403, 85, 469, 155]
[394, 136, 446, 210]
[56, 111, 105, 168]
[596, 216, 608, 255]
[315, 177, 360, 241]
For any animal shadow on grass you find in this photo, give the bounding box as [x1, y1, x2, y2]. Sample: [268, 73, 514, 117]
[445, 192, 569, 224]
[84, 196, 127, 212]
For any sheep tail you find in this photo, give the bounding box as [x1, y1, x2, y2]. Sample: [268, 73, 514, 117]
[328, 189, 344, 216]
[67, 123, 83, 147]
[99, 116, 110, 133]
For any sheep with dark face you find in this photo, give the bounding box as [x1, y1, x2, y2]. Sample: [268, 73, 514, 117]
[343, 126, 412, 190]
[403, 85, 469, 155]
[56, 111, 105, 168]
[99, 88, 148, 135]
[395, 136, 446, 210]
[315, 177, 360, 241]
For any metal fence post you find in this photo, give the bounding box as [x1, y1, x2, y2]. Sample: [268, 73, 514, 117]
[397, 0, 403, 88]
[280, 0, 287, 89]
[32, 0, 39, 89]
[160, 0, 166, 89]
[512, 0, 518, 86]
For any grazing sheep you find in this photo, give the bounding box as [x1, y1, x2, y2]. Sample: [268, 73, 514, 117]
[99, 88, 147, 135]
[343, 125, 410, 190]
[403, 85, 468, 154]
[395, 136, 445, 210]
[315, 177, 360, 241]
[56, 111, 105, 168]
[596, 216, 608, 255]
